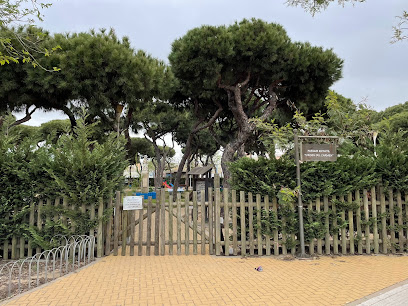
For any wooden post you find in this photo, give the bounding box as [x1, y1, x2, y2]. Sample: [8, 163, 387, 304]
[231, 190, 237, 256]
[193, 191, 198, 255]
[389, 190, 395, 254]
[371, 186, 379, 254]
[323, 196, 330, 255]
[154, 189, 161, 256]
[380, 186, 387, 254]
[169, 195, 174, 256]
[256, 194, 262, 256]
[332, 195, 339, 255]
[308, 202, 315, 255]
[340, 195, 347, 255]
[248, 192, 254, 256]
[208, 188, 214, 255]
[137, 207, 143, 256]
[214, 175, 220, 256]
[160, 189, 166, 256]
[264, 195, 271, 256]
[355, 190, 363, 255]
[291, 202, 296, 255]
[347, 193, 355, 254]
[97, 198, 104, 258]
[128, 209, 134, 256]
[176, 193, 182, 255]
[201, 194, 206, 255]
[223, 188, 229, 256]
[185, 191, 190, 255]
[273, 197, 279, 255]
[397, 191, 403, 252]
[146, 197, 153, 256]
[105, 196, 113, 256]
[363, 189, 371, 254]
[240, 191, 246, 256]
[316, 197, 323, 255]
[113, 191, 120, 256]
[121, 207, 127, 256]
[215, 188, 220, 256]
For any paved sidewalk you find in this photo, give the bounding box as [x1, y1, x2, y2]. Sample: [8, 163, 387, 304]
[351, 279, 408, 306]
[3, 254, 408, 306]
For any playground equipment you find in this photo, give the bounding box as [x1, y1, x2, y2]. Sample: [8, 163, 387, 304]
[163, 181, 173, 189]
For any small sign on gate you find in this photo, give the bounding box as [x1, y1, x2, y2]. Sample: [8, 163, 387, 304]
[123, 196, 143, 210]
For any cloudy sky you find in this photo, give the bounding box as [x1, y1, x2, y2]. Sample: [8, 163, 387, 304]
[17, 0, 407, 126]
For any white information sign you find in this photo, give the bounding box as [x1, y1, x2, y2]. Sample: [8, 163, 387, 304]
[123, 196, 143, 210]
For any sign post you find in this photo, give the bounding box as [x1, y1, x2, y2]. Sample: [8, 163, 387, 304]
[294, 130, 338, 257]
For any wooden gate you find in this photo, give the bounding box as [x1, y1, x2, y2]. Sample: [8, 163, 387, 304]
[113, 189, 215, 256]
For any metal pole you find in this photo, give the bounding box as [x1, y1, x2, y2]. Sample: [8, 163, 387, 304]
[294, 129, 306, 257]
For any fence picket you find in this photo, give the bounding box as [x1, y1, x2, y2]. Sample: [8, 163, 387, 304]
[130, 209, 136, 256]
[389, 190, 395, 254]
[105, 196, 113, 256]
[272, 197, 279, 255]
[397, 191, 403, 252]
[208, 188, 214, 255]
[185, 191, 190, 255]
[137, 207, 143, 256]
[332, 195, 338, 255]
[380, 186, 387, 254]
[223, 188, 229, 256]
[324, 196, 330, 255]
[265, 195, 271, 256]
[248, 192, 254, 255]
[256, 194, 262, 255]
[169, 195, 174, 256]
[122, 209, 127, 256]
[363, 189, 371, 254]
[371, 186, 379, 254]
[355, 190, 363, 255]
[308, 202, 315, 255]
[339, 195, 347, 255]
[177, 193, 182, 255]
[240, 191, 246, 256]
[315, 198, 322, 255]
[160, 189, 166, 256]
[193, 191, 198, 255]
[347, 193, 354, 255]
[291, 202, 296, 255]
[114, 191, 120, 256]
[97, 198, 104, 258]
[201, 195, 206, 255]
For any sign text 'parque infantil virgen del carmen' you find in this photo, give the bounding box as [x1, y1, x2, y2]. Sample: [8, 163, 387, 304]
[301, 143, 337, 162]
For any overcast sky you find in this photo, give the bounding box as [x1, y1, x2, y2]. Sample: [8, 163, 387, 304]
[17, 0, 407, 126]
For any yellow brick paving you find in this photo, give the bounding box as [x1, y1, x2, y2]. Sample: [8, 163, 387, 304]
[4, 254, 408, 306]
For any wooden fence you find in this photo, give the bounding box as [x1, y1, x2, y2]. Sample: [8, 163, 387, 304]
[114, 186, 408, 257]
[0, 197, 112, 260]
[2, 185, 408, 259]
